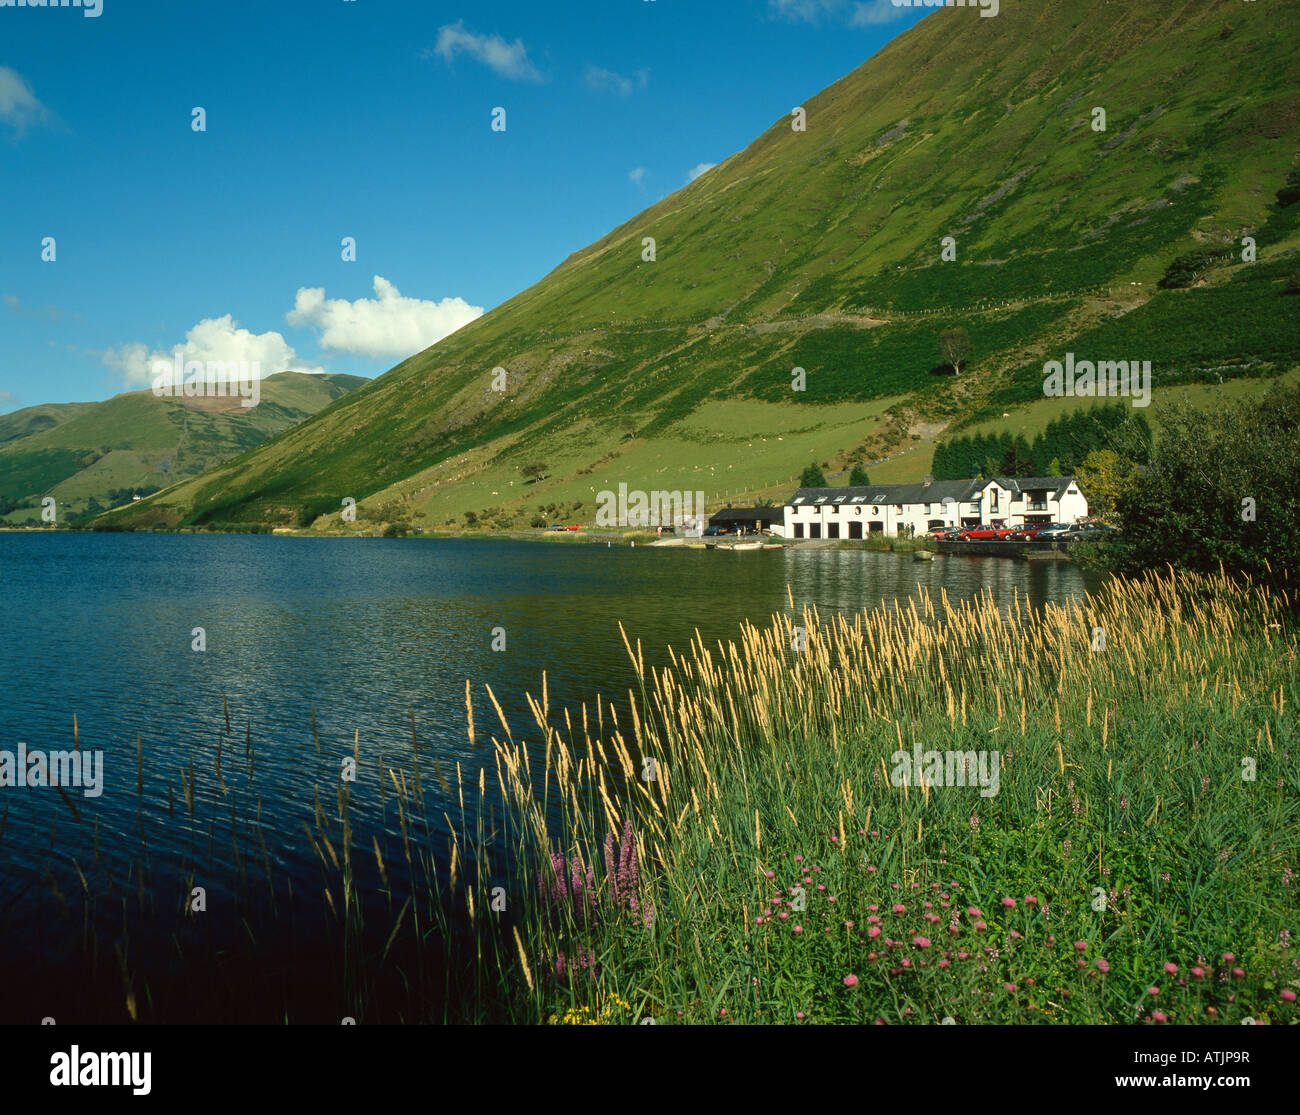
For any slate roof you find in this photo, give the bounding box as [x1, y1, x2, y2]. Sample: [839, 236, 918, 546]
[995, 476, 1077, 499]
[709, 507, 781, 523]
[786, 477, 1078, 507]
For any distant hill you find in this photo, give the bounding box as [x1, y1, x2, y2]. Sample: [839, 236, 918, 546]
[101, 0, 1299, 533]
[0, 372, 369, 523]
[0, 402, 97, 446]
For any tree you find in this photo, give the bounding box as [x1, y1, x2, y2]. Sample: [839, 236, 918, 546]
[1076, 449, 1134, 519]
[1047, 456, 1063, 477]
[938, 327, 971, 375]
[1276, 166, 1300, 208]
[521, 462, 550, 483]
[1158, 247, 1232, 289]
[1097, 384, 1300, 591]
[848, 464, 871, 486]
[800, 462, 828, 488]
[1000, 433, 1037, 478]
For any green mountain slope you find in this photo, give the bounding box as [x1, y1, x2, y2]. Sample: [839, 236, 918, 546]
[103, 0, 1300, 532]
[0, 372, 368, 523]
[0, 402, 97, 446]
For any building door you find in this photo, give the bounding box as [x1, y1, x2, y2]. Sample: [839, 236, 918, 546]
[827, 523, 840, 539]
[848, 522, 862, 540]
[810, 523, 821, 539]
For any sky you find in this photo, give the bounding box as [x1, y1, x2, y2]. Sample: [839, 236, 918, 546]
[0, 0, 926, 411]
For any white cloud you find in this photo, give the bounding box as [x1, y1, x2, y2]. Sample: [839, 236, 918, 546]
[4, 293, 71, 321]
[427, 21, 543, 83]
[287, 275, 484, 359]
[585, 65, 649, 96]
[101, 316, 322, 389]
[849, 0, 911, 26]
[768, 0, 841, 22]
[687, 162, 718, 183]
[629, 167, 647, 185]
[0, 66, 50, 136]
[768, 0, 906, 26]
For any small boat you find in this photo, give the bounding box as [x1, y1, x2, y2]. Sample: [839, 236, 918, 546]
[913, 549, 935, 562]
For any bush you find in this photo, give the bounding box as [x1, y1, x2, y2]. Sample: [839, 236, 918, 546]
[1096, 383, 1300, 591]
[800, 463, 828, 488]
[1157, 247, 1232, 290]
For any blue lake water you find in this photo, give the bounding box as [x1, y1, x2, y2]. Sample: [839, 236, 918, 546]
[0, 532, 1100, 1017]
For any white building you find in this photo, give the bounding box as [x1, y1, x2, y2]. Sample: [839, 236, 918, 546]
[783, 476, 1088, 540]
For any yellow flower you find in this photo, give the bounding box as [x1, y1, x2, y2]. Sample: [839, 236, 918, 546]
[546, 1005, 598, 1025]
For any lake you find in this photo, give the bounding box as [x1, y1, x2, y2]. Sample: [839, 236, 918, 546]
[0, 532, 1100, 1017]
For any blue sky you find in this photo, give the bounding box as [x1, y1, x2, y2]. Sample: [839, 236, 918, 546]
[0, 0, 925, 410]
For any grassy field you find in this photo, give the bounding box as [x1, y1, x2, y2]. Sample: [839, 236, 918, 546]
[474, 566, 1299, 1024]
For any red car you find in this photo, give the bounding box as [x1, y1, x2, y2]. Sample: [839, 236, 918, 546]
[566, 524, 582, 531]
[1007, 523, 1060, 541]
[961, 522, 1013, 541]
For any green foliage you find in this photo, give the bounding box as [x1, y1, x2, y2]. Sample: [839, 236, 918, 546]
[1158, 247, 1233, 290]
[521, 462, 550, 482]
[1099, 383, 1300, 590]
[848, 464, 871, 486]
[800, 462, 828, 488]
[936, 404, 1153, 480]
[1276, 166, 1300, 208]
[990, 257, 1300, 411]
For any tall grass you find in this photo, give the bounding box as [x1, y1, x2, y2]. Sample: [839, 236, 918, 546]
[480, 565, 1298, 1023]
[4, 567, 1295, 1023]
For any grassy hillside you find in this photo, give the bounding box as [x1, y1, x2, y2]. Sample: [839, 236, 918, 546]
[101, 0, 1300, 533]
[0, 401, 96, 446]
[0, 372, 368, 523]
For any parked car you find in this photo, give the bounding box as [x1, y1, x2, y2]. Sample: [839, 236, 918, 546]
[960, 526, 1002, 541]
[1067, 523, 1119, 542]
[1007, 523, 1062, 541]
[565, 524, 582, 531]
[940, 529, 966, 540]
[1035, 523, 1077, 540]
[923, 527, 952, 538]
[702, 525, 731, 537]
[548, 524, 567, 532]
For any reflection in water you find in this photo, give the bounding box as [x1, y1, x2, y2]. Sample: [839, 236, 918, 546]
[0, 533, 1101, 931]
